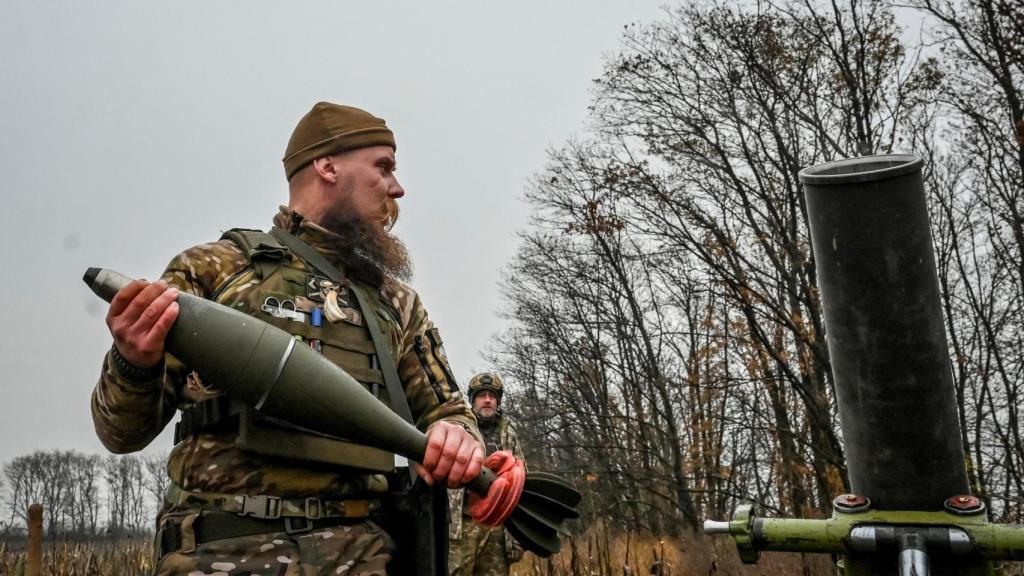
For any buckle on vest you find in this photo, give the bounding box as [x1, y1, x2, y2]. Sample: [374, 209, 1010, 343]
[241, 495, 281, 519]
[285, 517, 313, 535]
[305, 497, 322, 520]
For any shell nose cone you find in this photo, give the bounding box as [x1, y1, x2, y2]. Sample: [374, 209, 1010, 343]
[83, 267, 101, 286]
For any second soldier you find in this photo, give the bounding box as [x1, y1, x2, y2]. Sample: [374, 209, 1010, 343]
[449, 372, 526, 575]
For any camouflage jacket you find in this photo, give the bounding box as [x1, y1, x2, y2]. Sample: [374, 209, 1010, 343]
[447, 413, 523, 540]
[92, 207, 480, 507]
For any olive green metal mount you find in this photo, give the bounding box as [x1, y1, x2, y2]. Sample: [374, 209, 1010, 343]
[705, 500, 1024, 575]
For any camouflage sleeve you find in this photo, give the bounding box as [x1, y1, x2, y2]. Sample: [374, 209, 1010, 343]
[504, 420, 526, 468]
[503, 416, 528, 471]
[387, 283, 481, 443]
[91, 240, 248, 453]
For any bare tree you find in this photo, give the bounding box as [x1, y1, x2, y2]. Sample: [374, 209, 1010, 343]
[105, 454, 149, 535]
[1, 450, 104, 536]
[3, 452, 46, 528]
[143, 452, 169, 511]
[67, 453, 102, 535]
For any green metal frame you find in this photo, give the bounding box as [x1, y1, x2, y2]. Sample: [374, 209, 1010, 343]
[713, 503, 1024, 574]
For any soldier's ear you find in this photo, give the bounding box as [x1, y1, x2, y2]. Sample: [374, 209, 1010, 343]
[312, 157, 338, 184]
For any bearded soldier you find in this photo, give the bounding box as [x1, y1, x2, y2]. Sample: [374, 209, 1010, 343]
[449, 373, 525, 575]
[92, 102, 484, 575]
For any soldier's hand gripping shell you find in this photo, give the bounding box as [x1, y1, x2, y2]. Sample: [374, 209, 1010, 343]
[418, 420, 484, 488]
[106, 279, 179, 369]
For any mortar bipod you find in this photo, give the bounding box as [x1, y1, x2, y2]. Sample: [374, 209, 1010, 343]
[703, 496, 1024, 575]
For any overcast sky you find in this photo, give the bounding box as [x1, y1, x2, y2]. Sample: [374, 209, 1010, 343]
[0, 2, 670, 464]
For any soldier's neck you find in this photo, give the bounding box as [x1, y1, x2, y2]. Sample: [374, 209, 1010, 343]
[476, 413, 498, 434]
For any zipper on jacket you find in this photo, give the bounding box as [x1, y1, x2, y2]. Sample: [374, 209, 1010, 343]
[414, 335, 447, 404]
[426, 328, 460, 393]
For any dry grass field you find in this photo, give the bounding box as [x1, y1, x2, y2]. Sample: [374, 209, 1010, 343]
[511, 526, 835, 576]
[0, 531, 826, 576]
[7, 530, 1021, 575]
[509, 528, 1024, 576]
[0, 537, 152, 576]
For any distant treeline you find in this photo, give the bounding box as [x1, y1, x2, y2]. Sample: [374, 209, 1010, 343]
[1, 449, 166, 537]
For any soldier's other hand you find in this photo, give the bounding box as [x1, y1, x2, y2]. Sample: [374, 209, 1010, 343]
[418, 421, 484, 488]
[106, 279, 179, 368]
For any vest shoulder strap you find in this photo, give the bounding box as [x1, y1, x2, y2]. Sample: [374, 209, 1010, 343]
[220, 228, 289, 278]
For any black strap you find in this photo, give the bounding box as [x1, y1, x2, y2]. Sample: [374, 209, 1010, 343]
[174, 396, 235, 444]
[268, 227, 415, 426]
[348, 285, 414, 421]
[158, 512, 361, 556]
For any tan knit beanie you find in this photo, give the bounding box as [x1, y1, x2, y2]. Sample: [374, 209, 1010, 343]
[282, 102, 396, 180]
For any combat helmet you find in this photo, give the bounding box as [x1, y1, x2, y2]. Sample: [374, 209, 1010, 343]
[468, 372, 504, 402]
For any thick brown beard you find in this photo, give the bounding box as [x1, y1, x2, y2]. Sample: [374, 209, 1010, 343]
[318, 209, 413, 286]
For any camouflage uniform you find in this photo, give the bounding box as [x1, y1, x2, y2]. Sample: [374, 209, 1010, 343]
[448, 414, 524, 576]
[93, 207, 480, 575]
[153, 523, 392, 576]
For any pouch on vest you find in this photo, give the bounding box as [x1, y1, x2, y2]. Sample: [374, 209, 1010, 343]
[237, 409, 394, 472]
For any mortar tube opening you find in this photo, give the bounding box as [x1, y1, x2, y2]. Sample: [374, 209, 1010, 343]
[798, 154, 922, 186]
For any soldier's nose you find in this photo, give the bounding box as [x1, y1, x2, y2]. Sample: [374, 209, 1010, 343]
[389, 178, 405, 198]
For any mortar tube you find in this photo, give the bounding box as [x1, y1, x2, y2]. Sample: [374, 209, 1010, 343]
[799, 154, 969, 510]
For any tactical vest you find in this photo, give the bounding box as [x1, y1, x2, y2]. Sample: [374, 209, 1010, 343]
[478, 415, 509, 456]
[174, 228, 403, 472]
